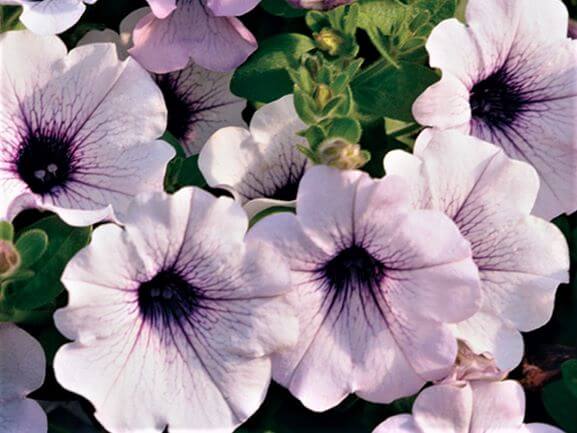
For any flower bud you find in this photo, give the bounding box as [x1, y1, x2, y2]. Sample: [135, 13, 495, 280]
[317, 138, 369, 170]
[315, 28, 346, 56]
[314, 84, 333, 108]
[0, 240, 20, 277]
[288, 0, 355, 10]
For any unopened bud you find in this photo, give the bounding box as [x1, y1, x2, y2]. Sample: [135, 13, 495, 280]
[314, 84, 333, 108]
[0, 240, 20, 277]
[317, 138, 369, 170]
[315, 28, 345, 56]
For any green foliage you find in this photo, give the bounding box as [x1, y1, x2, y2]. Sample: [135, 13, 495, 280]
[357, 0, 456, 61]
[261, 0, 306, 18]
[231, 33, 316, 103]
[0, 220, 14, 241]
[15, 229, 48, 268]
[0, 5, 24, 32]
[543, 360, 577, 432]
[1, 216, 91, 312]
[351, 60, 438, 122]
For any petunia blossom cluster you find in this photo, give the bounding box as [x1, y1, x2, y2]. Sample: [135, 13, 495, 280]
[0, 0, 575, 432]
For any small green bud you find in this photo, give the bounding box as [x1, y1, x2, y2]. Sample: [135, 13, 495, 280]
[0, 240, 20, 277]
[315, 28, 344, 56]
[317, 138, 369, 170]
[314, 84, 333, 109]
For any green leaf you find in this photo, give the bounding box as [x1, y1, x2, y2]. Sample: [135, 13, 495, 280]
[409, 0, 457, 26]
[177, 155, 206, 188]
[562, 359, 577, 399]
[325, 117, 363, 143]
[0, 221, 14, 242]
[15, 229, 48, 268]
[249, 206, 295, 228]
[260, 0, 306, 18]
[4, 216, 91, 310]
[351, 60, 438, 122]
[357, 0, 410, 34]
[231, 33, 316, 103]
[543, 379, 577, 433]
[0, 6, 24, 33]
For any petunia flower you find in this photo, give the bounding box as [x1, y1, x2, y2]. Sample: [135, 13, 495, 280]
[384, 130, 569, 372]
[53, 187, 298, 433]
[79, 8, 246, 155]
[128, 0, 259, 74]
[0, 0, 97, 35]
[373, 380, 563, 433]
[0, 31, 174, 226]
[412, 0, 577, 220]
[199, 95, 309, 217]
[247, 165, 481, 411]
[0, 323, 47, 433]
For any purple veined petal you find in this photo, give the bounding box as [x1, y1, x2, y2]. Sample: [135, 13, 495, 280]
[153, 65, 246, 155]
[0, 323, 48, 433]
[413, 0, 577, 219]
[199, 95, 309, 212]
[0, 31, 174, 226]
[206, 0, 261, 17]
[247, 165, 480, 411]
[129, 1, 257, 74]
[0, 0, 97, 35]
[78, 10, 245, 157]
[372, 380, 563, 433]
[384, 130, 569, 372]
[54, 187, 298, 433]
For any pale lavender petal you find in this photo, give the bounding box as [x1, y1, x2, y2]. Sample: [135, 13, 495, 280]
[199, 95, 308, 203]
[248, 166, 480, 411]
[54, 188, 297, 432]
[0, 323, 47, 433]
[129, 3, 257, 73]
[0, 31, 174, 226]
[207, 0, 261, 16]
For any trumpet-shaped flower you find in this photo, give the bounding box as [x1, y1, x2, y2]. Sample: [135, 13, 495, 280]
[53, 187, 298, 433]
[0, 31, 174, 226]
[129, 0, 259, 73]
[384, 130, 569, 372]
[79, 8, 245, 155]
[412, 0, 577, 219]
[0, 323, 47, 433]
[373, 381, 563, 433]
[199, 95, 308, 217]
[247, 165, 481, 411]
[0, 0, 97, 35]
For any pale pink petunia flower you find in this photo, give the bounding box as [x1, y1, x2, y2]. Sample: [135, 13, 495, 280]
[0, 323, 47, 433]
[412, 0, 577, 220]
[53, 187, 298, 433]
[0, 31, 174, 226]
[0, 0, 97, 35]
[129, 0, 259, 74]
[247, 165, 481, 411]
[199, 95, 309, 217]
[79, 8, 246, 156]
[373, 380, 563, 433]
[384, 130, 569, 373]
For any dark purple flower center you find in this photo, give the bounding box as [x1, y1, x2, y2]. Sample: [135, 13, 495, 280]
[16, 133, 74, 195]
[469, 67, 525, 129]
[138, 269, 203, 331]
[154, 74, 196, 143]
[319, 244, 386, 320]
